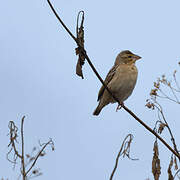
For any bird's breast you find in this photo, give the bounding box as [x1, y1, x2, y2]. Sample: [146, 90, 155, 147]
[110, 64, 138, 101]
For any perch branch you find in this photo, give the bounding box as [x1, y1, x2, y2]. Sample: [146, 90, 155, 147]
[46, 0, 180, 160]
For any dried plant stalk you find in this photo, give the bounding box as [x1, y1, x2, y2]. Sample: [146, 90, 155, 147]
[152, 140, 161, 180]
[7, 116, 54, 179]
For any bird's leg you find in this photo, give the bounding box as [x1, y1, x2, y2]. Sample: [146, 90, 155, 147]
[116, 102, 124, 112]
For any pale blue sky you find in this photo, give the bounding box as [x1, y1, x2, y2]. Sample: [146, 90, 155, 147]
[1, 0, 180, 179]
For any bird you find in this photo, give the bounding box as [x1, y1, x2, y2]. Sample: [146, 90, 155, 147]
[93, 50, 141, 116]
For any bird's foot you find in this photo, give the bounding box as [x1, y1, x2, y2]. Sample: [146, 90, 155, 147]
[116, 102, 124, 112]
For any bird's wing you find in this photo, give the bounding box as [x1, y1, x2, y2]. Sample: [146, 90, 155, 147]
[97, 65, 118, 101]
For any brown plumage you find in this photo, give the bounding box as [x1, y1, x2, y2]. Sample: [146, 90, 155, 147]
[93, 50, 141, 115]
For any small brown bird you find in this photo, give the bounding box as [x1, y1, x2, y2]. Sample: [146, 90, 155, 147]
[93, 50, 141, 115]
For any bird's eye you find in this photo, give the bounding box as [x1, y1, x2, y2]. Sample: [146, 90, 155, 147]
[128, 55, 132, 58]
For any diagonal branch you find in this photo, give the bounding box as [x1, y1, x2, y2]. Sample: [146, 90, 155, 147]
[46, 0, 180, 160]
[47, 0, 123, 106]
[47, 0, 77, 42]
[25, 139, 54, 176]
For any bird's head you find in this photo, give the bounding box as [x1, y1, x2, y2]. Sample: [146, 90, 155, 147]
[115, 50, 141, 65]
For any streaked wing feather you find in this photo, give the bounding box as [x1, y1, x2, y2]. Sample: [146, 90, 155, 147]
[97, 65, 118, 101]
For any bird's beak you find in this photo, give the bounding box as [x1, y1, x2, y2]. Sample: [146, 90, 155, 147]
[133, 54, 141, 61]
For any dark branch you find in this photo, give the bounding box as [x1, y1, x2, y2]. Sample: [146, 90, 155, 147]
[7, 121, 22, 163]
[46, 0, 180, 160]
[21, 116, 26, 179]
[47, 0, 77, 43]
[25, 139, 54, 176]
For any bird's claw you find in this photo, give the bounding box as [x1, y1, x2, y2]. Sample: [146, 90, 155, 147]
[116, 102, 124, 112]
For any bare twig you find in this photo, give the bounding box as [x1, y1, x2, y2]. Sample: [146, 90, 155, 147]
[173, 169, 180, 179]
[158, 88, 179, 104]
[7, 117, 54, 179]
[110, 134, 137, 180]
[146, 97, 179, 156]
[75, 11, 85, 78]
[173, 70, 180, 92]
[155, 103, 179, 155]
[47, 0, 77, 42]
[25, 139, 54, 176]
[123, 105, 180, 160]
[21, 116, 26, 179]
[7, 121, 22, 165]
[170, 85, 179, 103]
[154, 74, 180, 104]
[46, 0, 180, 160]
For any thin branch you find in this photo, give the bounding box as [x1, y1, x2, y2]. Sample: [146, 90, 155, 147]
[76, 11, 84, 38]
[110, 135, 129, 180]
[7, 121, 22, 163]
[166, 81, 180, 103]
[122, 105, 180, 160]
[46, 0, 180, 160]
[110, 134, 137, 180]
[158, 89, 179, 104]
[7, 117, 54, 179]
[170, 87, 179, 103]
[173, 71, 180, 91]
[25, 139, 54, 176]
[154, 102, 179, 155]
[21, 116, 26, 179]
[47, 0, 77, 43]
[47, 0, 121, 104]
[155, 74, 180, 103]
[173, 169, 180, 179]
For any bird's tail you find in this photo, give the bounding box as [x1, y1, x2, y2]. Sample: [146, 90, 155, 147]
[93, 105, 102, 116]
